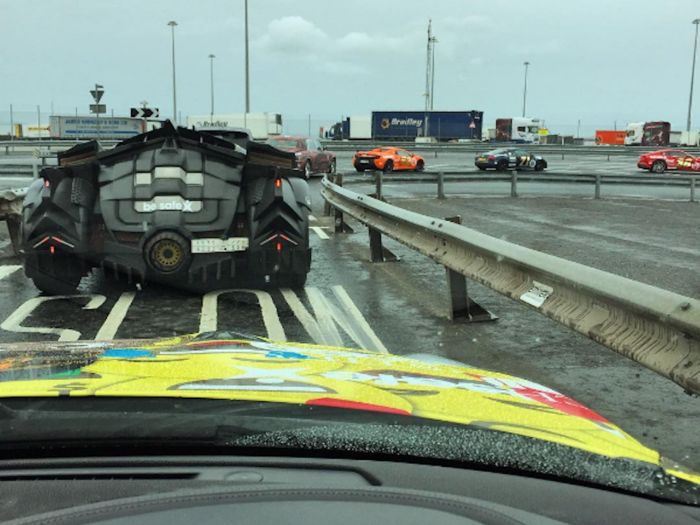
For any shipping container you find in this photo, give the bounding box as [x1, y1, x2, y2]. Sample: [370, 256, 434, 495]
[186, 113, 282, 140]
[49, 116, 145, 140]
[349, 115, 372, 139]
[371, 111, 483, 141]
[595, 130, 626, 145]
[680, 131, 700, 147]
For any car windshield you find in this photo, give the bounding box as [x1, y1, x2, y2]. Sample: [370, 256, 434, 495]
[266, 138, 301, 148]
[1, 0, 700, 510]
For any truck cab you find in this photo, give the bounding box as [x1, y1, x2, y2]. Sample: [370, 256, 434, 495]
[624, 123, 644, 146]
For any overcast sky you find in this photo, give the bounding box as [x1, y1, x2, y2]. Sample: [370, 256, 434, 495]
[1, 0, 700, 135]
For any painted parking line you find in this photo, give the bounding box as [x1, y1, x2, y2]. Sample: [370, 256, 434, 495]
[311, 226, 330, 240]
[94, 292, 137, 341]
[309, 214, 318, 221]
[0, 265, 21, 280]
[1, 295, 107, 342]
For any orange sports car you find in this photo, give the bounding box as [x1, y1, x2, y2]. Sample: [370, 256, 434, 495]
[353, 147, 425, 173]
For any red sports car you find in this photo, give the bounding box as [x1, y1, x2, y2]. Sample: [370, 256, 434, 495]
[266, 136, 336, 179]
[637, 149, 700, 173]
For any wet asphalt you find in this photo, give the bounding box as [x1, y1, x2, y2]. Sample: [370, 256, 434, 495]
[0, 157, 699, 469]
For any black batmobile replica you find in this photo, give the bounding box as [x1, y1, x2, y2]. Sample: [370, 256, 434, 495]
[21, 122, 312, 294]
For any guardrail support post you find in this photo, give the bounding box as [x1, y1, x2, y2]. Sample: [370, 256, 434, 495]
[442, 216, 497, 323]
[332, 173, 354, 234]
[375, 170, 383, 201]
[368, 227, 398, 263]
[437, 171, 446, 200]
[510, 170, 518, 198]
[691, 177, 696, 203]
[6, 216, 22, 255]
[595, 174, 601, 199]
[32, 164, 39, 180]
[323, 174, 335, 216]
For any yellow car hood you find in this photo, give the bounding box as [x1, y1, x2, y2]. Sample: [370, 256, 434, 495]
[0, 332, 697, 486]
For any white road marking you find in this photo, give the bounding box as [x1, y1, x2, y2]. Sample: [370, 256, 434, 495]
[0, 265, 21, 280]
[308, 214, 317, 221]
[1, 295, 106, 342]
[311, 226, 329, 240]
[199, 289, 286, 341]
[332, 285, 388, 354]
[281, 286, 387, 353]
[94, 292, 136, 341]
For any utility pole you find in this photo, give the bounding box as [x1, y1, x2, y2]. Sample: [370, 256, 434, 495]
[140, 100, 148, 133]
[209, 54, 216, 124]
[430, 33, 437, 111]
[168, 21, 178, 124]
[423, 20, 437, 137]
[522, 62, 530, 117]
[37, 105, 41, 139]
[687, 19, 700, 132]
[244, 0, 250, 129]
[9, 104, 13, 142]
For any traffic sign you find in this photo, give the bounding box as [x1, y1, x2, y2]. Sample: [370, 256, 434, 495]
[90, 104, 106, 114]
[90, 87, 104, 103]
[130, 108, 160, 119]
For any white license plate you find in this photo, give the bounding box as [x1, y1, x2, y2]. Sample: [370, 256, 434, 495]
[191, 237, 249, 254]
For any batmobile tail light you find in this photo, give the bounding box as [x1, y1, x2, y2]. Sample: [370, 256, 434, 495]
[275, 178, 282, 188]
[276, 242, 282, 252]
[50, 246, 55, 255]
[44, 179, 50, 187]
[280, 234, 298, 246]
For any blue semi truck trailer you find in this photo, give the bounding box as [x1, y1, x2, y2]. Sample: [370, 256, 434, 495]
[371, 111, 483, 141]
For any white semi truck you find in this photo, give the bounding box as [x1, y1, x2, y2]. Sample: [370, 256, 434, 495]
[187, 113, 283, 140]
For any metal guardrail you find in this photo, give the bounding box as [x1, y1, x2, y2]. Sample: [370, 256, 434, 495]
[342, 170, 698, 202]
[321, 140, 700, 156]
[0, 187, 27, 255]
[321, 177, 700, 395]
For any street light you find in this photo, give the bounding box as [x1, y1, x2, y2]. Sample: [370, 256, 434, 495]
[245, 0, 250, 112]
[686, 19, 700, 132]
[167, 21, 178, 125]
[522, 61, 530, 118]
[208, 54, 216, 124]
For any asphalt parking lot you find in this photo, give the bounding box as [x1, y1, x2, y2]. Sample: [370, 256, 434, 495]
[0, 157, 699, 468]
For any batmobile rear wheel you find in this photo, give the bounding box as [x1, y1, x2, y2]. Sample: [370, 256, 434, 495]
[30, 254, 83, 295]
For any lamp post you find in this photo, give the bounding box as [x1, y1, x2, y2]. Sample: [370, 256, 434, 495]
[244, 0, 250, 128]
[522, 61, 530, 118]
[687, 19, 700, 132]
[208, 54, 216, 124]
[167, 21, 178, 124]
